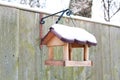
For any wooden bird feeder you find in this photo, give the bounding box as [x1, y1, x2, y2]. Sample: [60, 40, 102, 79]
[41, 24, 97, 67]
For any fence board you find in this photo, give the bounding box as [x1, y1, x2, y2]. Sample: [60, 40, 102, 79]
[18, 10, 40, 80]
[0, 6, 18, 80]
[100, 25, 112, 80]
[110, 27, 120, 80]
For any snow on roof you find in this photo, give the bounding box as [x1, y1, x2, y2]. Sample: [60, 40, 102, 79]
[43, 24, 97, 46]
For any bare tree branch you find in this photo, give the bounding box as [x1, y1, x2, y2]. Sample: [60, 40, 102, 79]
[102, 0, 120, 21]
[110, 7, 120, 18]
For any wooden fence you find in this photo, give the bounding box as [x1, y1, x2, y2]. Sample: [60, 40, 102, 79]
[0, 5, 120, 80]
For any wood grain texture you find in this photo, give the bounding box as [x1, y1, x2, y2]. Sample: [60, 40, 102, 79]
[0, 5, 120, 80]
[0, 6, 18, 80]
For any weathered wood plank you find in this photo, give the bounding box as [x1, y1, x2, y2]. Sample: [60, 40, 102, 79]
[91, 23, 103, 80]
[81, 21, 96, 80]
[0, 6, 18, 80]
[101, 25, 112, 80]
[110, 27, 120, 80]
[18, 10, 40, 80]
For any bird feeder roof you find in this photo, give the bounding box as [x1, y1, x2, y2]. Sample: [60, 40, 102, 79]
[42, 24, 97, 46]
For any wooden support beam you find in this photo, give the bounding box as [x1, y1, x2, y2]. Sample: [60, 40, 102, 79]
[48, 47, 54, 60]
[45, 60, 92, 66]
[45, 60, 65, 66]
[69, 44, 72, 60]
[65, 61, 92, 66]
[45, 60, 93, 67]
[84, 44, 89, 61]
[63, 43, 69, 60]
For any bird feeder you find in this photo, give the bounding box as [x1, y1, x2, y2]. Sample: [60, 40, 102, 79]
[41, 24, 97, 67]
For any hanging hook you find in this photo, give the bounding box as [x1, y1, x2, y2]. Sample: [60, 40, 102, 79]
[40, 9, 72, 24]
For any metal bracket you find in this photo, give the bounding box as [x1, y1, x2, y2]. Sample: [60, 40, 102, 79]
[40, 9, 72, 24]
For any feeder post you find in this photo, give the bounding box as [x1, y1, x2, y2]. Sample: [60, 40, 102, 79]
[84, 44, 89, 61]
[48, 47, 54, 60]
[69, 44, 72, 60]
[63, 43, 69, 60]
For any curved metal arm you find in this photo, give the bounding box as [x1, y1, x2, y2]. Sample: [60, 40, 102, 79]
[40, 9, 72, 24]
